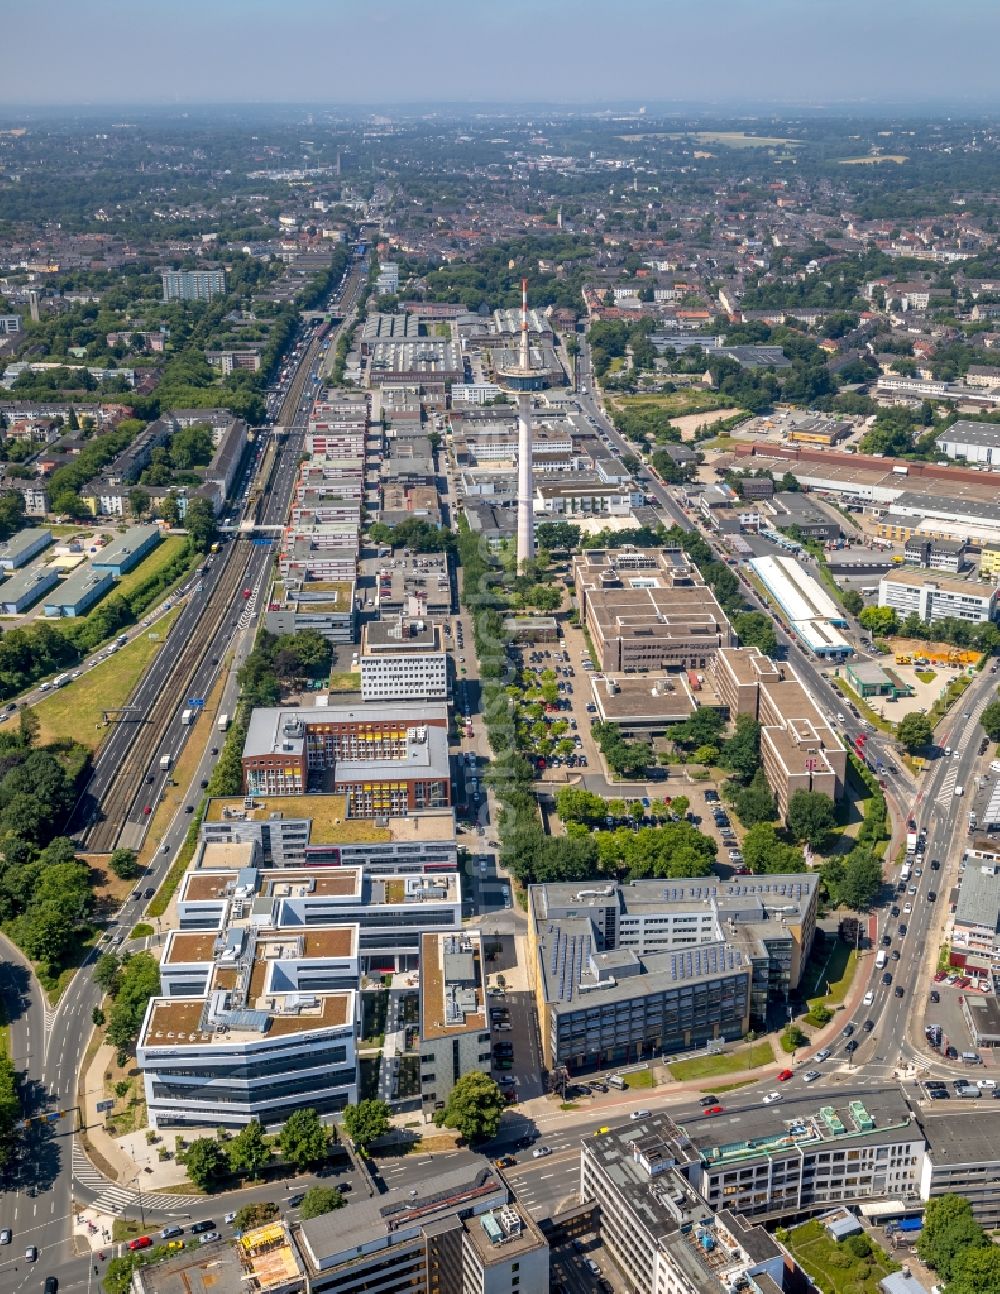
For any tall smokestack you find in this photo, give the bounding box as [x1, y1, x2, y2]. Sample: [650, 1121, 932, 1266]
[519, 276, 530, 373]
[516, 277, 533, 567]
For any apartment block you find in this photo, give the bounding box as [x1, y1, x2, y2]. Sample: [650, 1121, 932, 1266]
[582, 1115, 802, 1294]
[200, 796, 458, 872]
[360, 615, 448, 702]
[160, 267, 227, 302]
[574, 547, 733, 673]
[294, 1160, 547, 1294]
[529, 876, 818, 1069]
[712, 647, 846, 818]
[878, 569, 998, 624]
[240, 702, 451, 814]
[419, 932, 492, 1109]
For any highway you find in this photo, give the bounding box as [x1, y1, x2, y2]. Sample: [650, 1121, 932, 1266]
[0, 258, 368, 1294]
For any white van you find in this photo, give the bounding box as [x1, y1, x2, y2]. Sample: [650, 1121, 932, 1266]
[863, 989, 875, 1005]
[875, 950, 887, 969]
[954, 785, 964, 797]
[608, 1074, 626, 1090]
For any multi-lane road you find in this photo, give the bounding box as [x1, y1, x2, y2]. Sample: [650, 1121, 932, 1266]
[0, 259, 368, 1294]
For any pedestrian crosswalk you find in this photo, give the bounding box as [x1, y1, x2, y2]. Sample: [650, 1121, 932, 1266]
[934, 693, 992, 805]
[72, 1140, 203, 1216]
[935, 760, 959, 805]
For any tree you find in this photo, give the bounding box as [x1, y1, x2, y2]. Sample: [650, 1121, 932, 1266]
[438, 1072, 506, 1143]
[780, 1024, 808, 1054]
[182, 1137, 228, 1191]
[742, 822, 803, 874]
[859, 605, 898, 638]
[128, 487, 150, 518]
[733, 768, 777, 827]
[692, 744, 720, 766]
[731, 611, 778, 658]
[919, 1195, 988, 1282]
[897, 711, 933, 752]
[233, 1202, 279, 1232]
[554, 786, 608, 826]
[299, 1186, 345, 1220]
[786, 790, 837, 851]
[158, 492, 181, 527]
[50, 489, 86, 518]
[108, 848, 139, 880]
[0, 1055, 20, 1169]
[949, 1244, 1000, 1294]
[839, 847, 884, 911]
[93, 953, 121, 996]
[841, 588, 864, 616]
[278, 1107, 330, 1171]
[720, 716, 761, 785]
[227, 1119, 270, 1180]
[105, 953, 160, 1059]
[342, 1098, 391, 1150]
[672, 707, 725, 749]
[185, 497, 217, 553]
[980, 699, 1000, 744]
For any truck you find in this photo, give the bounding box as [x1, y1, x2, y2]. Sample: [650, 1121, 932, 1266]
[875, 950, 887, 969]
[901, 863, 912, 883]
[181, 708, 194, 726]
[905, 819, 918, 854]
[159, 754, 172, 771]
[217, 713, 230, 732]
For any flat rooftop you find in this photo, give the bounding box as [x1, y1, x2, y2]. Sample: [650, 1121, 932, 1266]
[920, 1108, 1000, 1164]
[143, 987, 353, 1047]
[204, 795, 455, 845]
[132, 1239, 244, 1294]
[420, 930, 486, 1042]
[592, 675, 696, 722]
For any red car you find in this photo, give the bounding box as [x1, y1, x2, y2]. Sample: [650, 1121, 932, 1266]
[704, 1105, 724, 1116]
[933, 971, 948, 982]
[128, 1237, 152, 1252]
[777, 1069, 794, 1082]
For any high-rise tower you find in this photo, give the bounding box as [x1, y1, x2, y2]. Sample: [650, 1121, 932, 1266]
[516, 277, 533, 566]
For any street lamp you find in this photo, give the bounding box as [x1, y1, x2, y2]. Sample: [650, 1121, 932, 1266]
[128, 1173, 147, 1229]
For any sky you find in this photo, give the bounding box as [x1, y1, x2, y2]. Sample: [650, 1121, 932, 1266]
[2, 0, 997, 109]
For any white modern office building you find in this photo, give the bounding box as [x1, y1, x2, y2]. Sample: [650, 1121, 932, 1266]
[878, 569, 998, 624]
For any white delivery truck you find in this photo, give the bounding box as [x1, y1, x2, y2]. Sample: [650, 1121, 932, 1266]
[181, 708, 194, 726]
[875, 950, 887, 969]
[159, 753, 172, 771]
[217, 713, 230, 732]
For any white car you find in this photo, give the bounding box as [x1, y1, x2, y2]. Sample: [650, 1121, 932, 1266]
[903, 903, 912, 914]
[630, 1109, 651, 1121]
[802, 1070, 821, 1083]
[978, 1079, 997, 1090]
[532, 1146, 551, 1159]
[762, 1092, 782, 1105]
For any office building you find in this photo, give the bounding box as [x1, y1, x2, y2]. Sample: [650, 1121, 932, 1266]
[201, 796, 458, 872]
[0, 316, 22, 336]
[574, 548, 733, 674]
[240, 702, 451, 813]
[712, 648, 847, 818]
[582, 1115, 802, 1294]
[877, 569, 998, 624]
[265, 578, 356, 644]
[376, 261, 400, 295]
[360, 615, 448, 702]
[374, 552, 452, 618]
[919, 1110, 1000, 1228]
[903, 535, 966, 574]
[419, 932, 492, 1109]
[528, 875, 819, 1070]
[294, 1160, 547, 1294]
[950, 851, 1000, 971]
[161, 267, 227, 302]
[765, 491, 841, 543]
[981, 547, 1000, 579]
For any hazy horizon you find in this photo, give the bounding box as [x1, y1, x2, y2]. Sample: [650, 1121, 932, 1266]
[2, 0, 997, 110]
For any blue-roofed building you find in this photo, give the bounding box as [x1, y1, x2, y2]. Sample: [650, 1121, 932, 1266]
[91, 524, 161, 577]
[0, 527, 52, 571]
[0, 565, 58, 614]
[43, 566, 114, 617]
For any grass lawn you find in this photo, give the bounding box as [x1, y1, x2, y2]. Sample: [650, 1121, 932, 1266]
[327, 670, 361, 692]
[112, 535, 190, 604]
[30, 606, 181, 750]
[668, 1041, 774, 1082]
[702, 1077, 757, 1095]
[805, 945, 859, 1010]
[915, 669, 936, 684]
[787, 1219, 898, 1294]
[610, 391, 731, 419]
[622, 1069, 655, 1090]
[838, 154, 908, 165]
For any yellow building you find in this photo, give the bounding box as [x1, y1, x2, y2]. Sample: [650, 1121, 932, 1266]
[981, 547, 1000, 578]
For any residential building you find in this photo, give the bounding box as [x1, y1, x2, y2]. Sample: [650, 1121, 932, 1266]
[574, 548, 733, 674]
[528, 875, 819, 1069]
[294, 1160, 546, 1294]
[935, 419, 1000, 466]
[0, 316, 21, 335]
[419, 932, 492, 1109]
[375, 261, 400, 295]
[0, 527, 51, 570]
[240, 702, 451, 814]
[91, 524, 160, 576]
[877, 569, 998, 624]
[749, 555, 852, 659]
[360, 615, 448, 702]
[712, 648, 847, 817]
[42, 565, 114, 617]
[160, 267, 227, 302]
[981, 547, 1000, 579]
[200, 796, 458, 872]
[582, 1115, 803, 1294]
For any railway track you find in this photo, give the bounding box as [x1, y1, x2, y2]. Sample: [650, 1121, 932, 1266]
[81, 542, 252, 851]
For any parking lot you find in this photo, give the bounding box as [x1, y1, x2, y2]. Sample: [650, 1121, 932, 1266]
[922, 970, 998, 1068]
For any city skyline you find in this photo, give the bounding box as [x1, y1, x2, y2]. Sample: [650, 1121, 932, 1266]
[2, 0, 998, 108]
